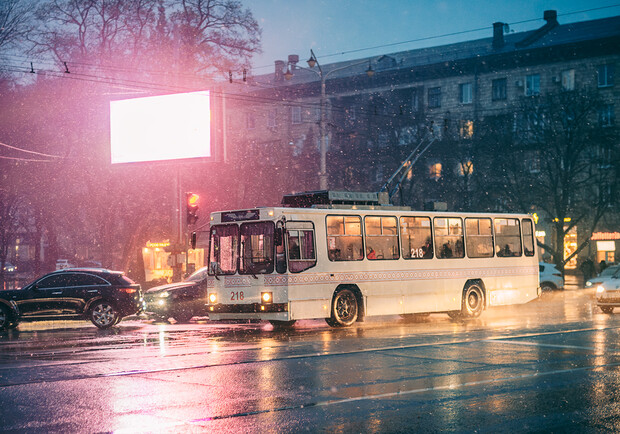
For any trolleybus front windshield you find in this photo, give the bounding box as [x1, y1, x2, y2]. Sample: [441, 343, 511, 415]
[209, 222, 275, 276]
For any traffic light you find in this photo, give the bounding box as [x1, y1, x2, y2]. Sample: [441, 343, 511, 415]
[186, 192, 199, 225]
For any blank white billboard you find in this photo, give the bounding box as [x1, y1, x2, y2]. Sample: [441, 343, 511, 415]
[110, 91, 211, 164]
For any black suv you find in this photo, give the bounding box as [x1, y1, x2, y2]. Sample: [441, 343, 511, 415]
[0, 268, 143, 330]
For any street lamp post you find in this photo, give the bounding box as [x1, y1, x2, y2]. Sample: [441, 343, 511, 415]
[286, 50, 374, 190]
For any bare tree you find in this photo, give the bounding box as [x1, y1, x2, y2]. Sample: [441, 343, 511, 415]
[0, 0, 32, 52]
[478, 89, 619, 272]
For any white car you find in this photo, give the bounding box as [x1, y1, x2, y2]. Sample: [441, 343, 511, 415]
[595, 268, 620, 313]
[586, 264, 620, 288]
[539, 262, 564, 292]
[55, 259, 75, 270]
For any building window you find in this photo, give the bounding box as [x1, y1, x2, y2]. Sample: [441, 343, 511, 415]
[459, 120, 474, 139]
[599, 104, 615, 127]
[267, 109, 276, 128]
[492, 78, 507, 100]
[458, 160, 474, 176]
[411, 89, 419, 112]
[459, 83, 472, 104]
[598, 64, 615, 88]
[561, 69, 575, 91]
[429, 162, 442, 179]
[525, 74, 540, 96]
[246, 113, 255, 130]
[291, 106, 302, 124]
[428, 87, 441, 108]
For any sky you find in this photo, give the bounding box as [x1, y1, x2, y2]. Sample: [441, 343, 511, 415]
[246, 0, 620, 74]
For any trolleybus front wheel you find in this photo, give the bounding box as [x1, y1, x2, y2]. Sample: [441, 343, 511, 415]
[326, 288, 358, 327]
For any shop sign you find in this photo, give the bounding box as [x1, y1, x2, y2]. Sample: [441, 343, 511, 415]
[591, 232, 620, 241]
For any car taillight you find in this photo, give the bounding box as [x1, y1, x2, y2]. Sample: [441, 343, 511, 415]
[120, 287, 138, 294]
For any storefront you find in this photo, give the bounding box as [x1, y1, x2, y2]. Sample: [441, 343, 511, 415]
[592, 232, 620, 265]
[142, 240, 206, 283]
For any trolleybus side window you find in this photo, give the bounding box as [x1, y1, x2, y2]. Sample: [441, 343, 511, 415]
[400, 216, 433, 259]
[465, 217, 494, 258]
[326, 215, 363, 261]
[239, 222, 275, 275]
[286, 222, 316, 273]
[522, 218, 535, 257]
[434, 217, 465, 259]
[495, 218, 522, 257]
[364, 216, 399, 260]
[209, 224, 239, 275]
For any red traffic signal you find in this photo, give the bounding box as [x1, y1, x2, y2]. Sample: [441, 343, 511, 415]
[186, 192, 199, 225]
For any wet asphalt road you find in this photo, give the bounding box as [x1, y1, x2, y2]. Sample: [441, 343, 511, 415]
[2, 288, 620, 433]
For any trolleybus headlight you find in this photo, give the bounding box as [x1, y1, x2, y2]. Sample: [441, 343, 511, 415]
[209, 293, 217, 303]
[261, 292, 273, 304]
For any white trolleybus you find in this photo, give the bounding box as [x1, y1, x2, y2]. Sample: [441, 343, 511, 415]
[205, 191, 540, 327]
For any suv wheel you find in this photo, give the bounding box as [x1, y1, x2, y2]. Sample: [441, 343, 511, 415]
[0, 305, 14, 330]
[89, 301, 119, 329]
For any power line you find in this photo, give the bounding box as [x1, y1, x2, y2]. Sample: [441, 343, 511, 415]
[0, 141, 63, 159]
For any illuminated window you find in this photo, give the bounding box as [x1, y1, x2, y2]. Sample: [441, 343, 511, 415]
[429, 162, 442, 179]
[458, 160, 473, 176]
[459, 120, 474, 139]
